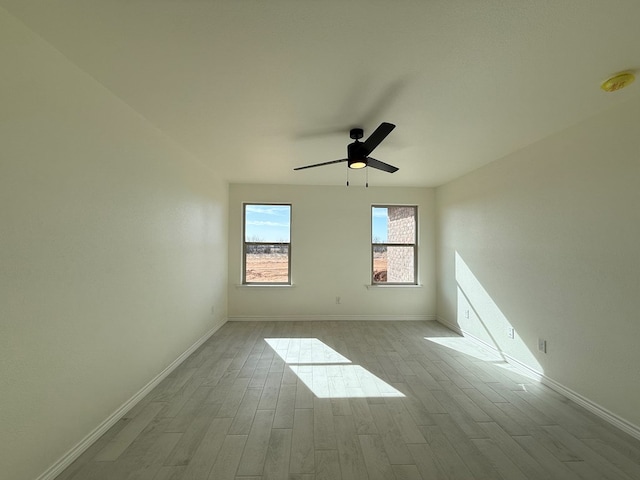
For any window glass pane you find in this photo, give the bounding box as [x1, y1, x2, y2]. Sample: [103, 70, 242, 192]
[245, 204, 291, 242]
[373, 245, 388, 282]
[373, 246, 415, 284]
[372, 206, 415, 244]
[387, 206, 415, 244]
[372, 205, 417, 285]
[245, 244, 289, 283]
[372, 207, 388, 243]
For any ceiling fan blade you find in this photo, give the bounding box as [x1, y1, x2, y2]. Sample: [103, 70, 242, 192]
[359, 79, 408, 126]
[295, 126, 349, 140]
[363, 122, 396, 154]
[293, 158, 348, 171]
[367, 157, 399, 173]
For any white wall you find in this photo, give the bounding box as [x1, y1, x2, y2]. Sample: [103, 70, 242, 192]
[0, 9, 228, 480]
[228, 184, 435, 320]
[436, 95, 640, 430]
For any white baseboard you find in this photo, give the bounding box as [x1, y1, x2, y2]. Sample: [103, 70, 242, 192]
[228, 314, 436, 322]
[538, 373, 640, 440]
[435, 316, 640, 441]
[36, 318, 226, 480]
[436, 315, 463, 334]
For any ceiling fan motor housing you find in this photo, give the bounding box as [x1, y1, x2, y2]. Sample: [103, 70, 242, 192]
[348, 141, 368, 160]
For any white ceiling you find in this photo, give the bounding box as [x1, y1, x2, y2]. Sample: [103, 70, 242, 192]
[2, 0, 640, 187]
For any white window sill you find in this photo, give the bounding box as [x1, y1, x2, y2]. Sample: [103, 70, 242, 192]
[366, 284, 423, 289]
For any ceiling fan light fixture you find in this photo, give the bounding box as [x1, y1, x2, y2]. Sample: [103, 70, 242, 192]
[348, 158, 367, 169]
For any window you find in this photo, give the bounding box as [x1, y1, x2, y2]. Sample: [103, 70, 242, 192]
[243, 204, 291, 284]
[372, 205, 417, 284]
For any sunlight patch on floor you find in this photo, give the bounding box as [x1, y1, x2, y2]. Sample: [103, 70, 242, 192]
[265, 338, 404, 398]
[424, 336, 504, 362]
[265, 338, 351, 364]
[424, 336, 540, 382]
[290, 364, 404, 398]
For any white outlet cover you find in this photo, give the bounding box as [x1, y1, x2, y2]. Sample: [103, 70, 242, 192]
[538, 339, 547, 353]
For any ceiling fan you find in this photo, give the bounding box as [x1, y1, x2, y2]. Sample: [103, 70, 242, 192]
[293, 122, 399, 174]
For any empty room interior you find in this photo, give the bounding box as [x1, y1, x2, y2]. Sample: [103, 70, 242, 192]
[3, 1, 640, 479]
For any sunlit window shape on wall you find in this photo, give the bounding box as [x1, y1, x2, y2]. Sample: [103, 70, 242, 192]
[454, 251, 543, 373]
[265, 338, 405, 398]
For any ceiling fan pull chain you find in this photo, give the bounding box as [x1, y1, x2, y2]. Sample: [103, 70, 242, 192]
[366, 166, 369, 188]
[346, 165, 350, 186]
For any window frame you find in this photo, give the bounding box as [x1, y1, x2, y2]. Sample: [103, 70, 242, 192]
[242, 203, 292, 285]
[371, 205, 418, 285]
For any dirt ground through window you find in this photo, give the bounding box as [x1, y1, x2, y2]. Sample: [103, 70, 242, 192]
[245, 253, 387, 282]
[245, 253, 289, 282]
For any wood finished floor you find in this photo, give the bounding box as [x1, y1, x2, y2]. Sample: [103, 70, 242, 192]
[56, 321, 640, 480]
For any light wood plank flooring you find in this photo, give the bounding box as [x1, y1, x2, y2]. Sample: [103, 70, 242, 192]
[55, 321, 640, 480]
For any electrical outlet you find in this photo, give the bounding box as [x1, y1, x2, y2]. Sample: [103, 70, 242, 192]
[210, 305, 215, 315]
[538, 338, 547, 353]
[336, 296, 341, 305]
[507, 327, 515, 339]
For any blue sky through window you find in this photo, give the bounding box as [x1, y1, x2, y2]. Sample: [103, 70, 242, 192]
[245, 204, 291, 242]
[245, 204, 388, 243]
[372, 207, 388, 242]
